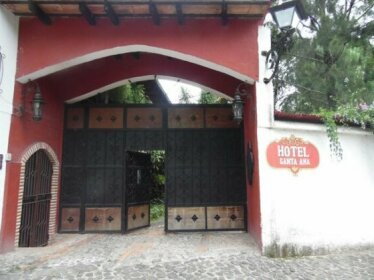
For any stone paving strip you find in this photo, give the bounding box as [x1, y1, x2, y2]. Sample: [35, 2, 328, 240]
[0, 222, 373, 279]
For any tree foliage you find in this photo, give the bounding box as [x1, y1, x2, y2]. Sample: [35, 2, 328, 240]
[179, 87, 193, 104]
[274, 0, 374, 113]
[272, 0, 374, 157]
[105, 83, 151, 104]
[199, 91, 229, 104]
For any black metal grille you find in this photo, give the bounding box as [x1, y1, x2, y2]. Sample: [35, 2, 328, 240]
[126, 151, 152, 205]
[19, 150, 53, 247]
[60, 105, 246, 233]
[166, 130, 245, 206]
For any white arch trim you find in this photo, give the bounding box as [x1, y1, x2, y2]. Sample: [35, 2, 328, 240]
[17, 45, 255, 84]
[66, 75, 233, 104]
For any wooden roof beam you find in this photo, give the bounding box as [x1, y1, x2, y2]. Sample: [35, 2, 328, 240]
[221, 1, 228, 26]
[149, 2, 160, 25]
[28, 0, 51, 25]
[176, 3, 184, 25]
[79, 2, 96, 26]
[104, 0, 119, 26]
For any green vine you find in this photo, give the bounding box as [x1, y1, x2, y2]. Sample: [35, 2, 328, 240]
[319, 104, 374, 160]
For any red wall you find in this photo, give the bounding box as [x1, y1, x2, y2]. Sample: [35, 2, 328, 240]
[1, 17, 263, 252]
[0, 82, 64, 252]
[244, 88, 262, 247]
[17, 18, 260, 81]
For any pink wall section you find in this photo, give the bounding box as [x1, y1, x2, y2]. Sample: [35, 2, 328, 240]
[17, 18, 260, 81]
[1, 82, 64, 252]
[244, 88, 262, 247]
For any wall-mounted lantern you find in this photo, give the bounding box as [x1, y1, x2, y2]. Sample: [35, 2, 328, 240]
[269, 0, 307, 30]
[15, 81, 45, 121]
[232, 83, 250, 124]
[263, 0, 308, 84]
[31, 84, 44, 121]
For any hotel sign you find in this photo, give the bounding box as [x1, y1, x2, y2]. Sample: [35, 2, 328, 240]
[266, 135, 319, 174]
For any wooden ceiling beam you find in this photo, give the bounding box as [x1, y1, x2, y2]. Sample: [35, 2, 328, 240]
[28, 0, 51, 25]
[79, 2, 96, 25]
[176, 3, 184, 25]
[104, 0, 119, 25]
[221, 1, 228, 25]
[149, 2, 160, 25]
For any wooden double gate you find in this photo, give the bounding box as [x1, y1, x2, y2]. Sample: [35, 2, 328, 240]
[60, 105, 247, 233]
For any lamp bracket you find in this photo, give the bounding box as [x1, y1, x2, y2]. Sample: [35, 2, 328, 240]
[235, 82, 251, 99]
[263, 28, 295, 84]
[13, 105, 24, 117]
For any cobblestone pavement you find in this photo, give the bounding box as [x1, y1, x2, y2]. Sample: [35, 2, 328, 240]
[1, 221, 374, 280]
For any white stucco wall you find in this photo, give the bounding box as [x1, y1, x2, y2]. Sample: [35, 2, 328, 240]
[0, 7, 19, 228]
[256, 25, 374, 257]
[258, 124, 374, 256]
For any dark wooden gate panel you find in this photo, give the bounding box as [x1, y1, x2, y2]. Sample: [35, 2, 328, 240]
[126, 130, 164, 151]
[84, 131, 124, 232]
[19, 150, 53, 247]
[60, 105, 246, 233]
[125, 151, 152, 231]
[166, 129, 245, 206]
[166, 129, 246, 231]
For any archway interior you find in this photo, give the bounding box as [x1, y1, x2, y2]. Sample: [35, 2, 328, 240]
[52, 51, 251, 233]
[71, 77, 231, 106]
[37, 51, 247, 104]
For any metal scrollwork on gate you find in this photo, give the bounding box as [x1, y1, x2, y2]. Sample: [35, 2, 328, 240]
[19, 150, 53, 247]
[106, 216, 113, 222]
[92, 216, 99, 223]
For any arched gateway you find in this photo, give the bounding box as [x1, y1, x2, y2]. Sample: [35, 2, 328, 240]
[1, 0, 265, 252]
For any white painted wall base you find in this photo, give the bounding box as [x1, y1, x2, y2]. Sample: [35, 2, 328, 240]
[0, 7, 19, 229]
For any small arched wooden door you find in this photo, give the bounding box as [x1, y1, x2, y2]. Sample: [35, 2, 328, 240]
[19, 150, 53, 247]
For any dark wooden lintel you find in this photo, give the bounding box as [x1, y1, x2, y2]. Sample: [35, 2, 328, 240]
[176, 2, 184, 25]
[79, 2, 96, 25]
[11, 12, 265, 19]
[104, 0, 119, 25]
[149, 2, 160, 25]
[1, 0, 270, 4]
[28, 0, 51, 25]
[221, 1, 228, 25]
